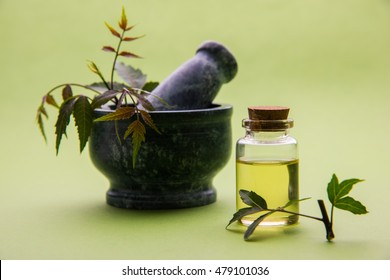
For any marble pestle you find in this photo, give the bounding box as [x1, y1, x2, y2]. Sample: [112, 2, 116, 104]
[143, 41, 238, 111]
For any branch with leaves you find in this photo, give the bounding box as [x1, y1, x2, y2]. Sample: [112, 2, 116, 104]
[36, 7, 164, 167]
[226, 174, 368, 241]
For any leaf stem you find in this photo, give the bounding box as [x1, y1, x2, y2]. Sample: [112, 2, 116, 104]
[110, 29, 126, 89]
[46, 83, 102, 96]
[272, 202, 335, 241]
[330, 204, 335, 229]
[317, 200, 335, 241]
[274, 208, 323, 222]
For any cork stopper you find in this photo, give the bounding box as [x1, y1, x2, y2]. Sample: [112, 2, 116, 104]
[243, 106, 293, 131]
[248, 106, 290, 120]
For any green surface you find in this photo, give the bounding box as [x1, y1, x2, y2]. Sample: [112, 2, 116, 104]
[1, 0, 390, 259]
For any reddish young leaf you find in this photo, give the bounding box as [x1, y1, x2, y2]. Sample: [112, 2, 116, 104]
[119, 51, 141, 58]
[123, 35, 144, 42]
[94, 106, 136, 122]
[102, 46, 116, 53]
[133, 91, 154, 111]
[44, 94, 59, 108]
[140, 110, 160, 134]
[105, 22, 121, 38]
[118, 7, 128, 30]
[91, 90, 119, 109]
[115, 62, 147, 88]
[62, 85, 73, 100]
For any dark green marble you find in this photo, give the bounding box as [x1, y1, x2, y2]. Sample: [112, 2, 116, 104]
[89, 104, 233, 209]
[145, 41, 238, 110]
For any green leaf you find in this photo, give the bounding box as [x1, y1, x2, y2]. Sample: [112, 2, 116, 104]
[142, 81, 159, 92]
[55, 98, 76, 155]
[327, 173, 364, 205]
[334, 196, 368, 214]
[124, 119, 146, 168]
[140, 110, 160, 134]
[337, 178, 364, 199]
[73, 96, 93, 153]
[36, 106, 48, 142]
[62, 85, 73, 101]
[87, 61, 100, 74]
[115, 62, 147, 88]
[239, 189, 268, 210]
[91, 90, 119, 109]
[94, 106, 136, 122]
[37, 113, 47, 142]
[87, 62, 110, 89]
[226, 207, 262, 229]
[244, 211, 276, 241]
[327, 173, 339, 204]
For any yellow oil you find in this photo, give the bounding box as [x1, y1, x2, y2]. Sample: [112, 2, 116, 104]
[236, 159, 299, 227]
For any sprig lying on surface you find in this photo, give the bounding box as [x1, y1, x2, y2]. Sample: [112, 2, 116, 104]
[226, 173, 368, 241]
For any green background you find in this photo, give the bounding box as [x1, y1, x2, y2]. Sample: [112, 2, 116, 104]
[1, 0, 389, 259]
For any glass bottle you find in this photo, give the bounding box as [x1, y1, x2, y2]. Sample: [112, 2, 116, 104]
[236, 106, 299, 226]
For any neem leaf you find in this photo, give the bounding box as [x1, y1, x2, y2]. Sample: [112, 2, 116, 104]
[36, 106, 48, 142]
[239, 190, 268, 210]
[244, 211, 276, 241]
[44, 94, 59, 109]
[133, 91, 155, 111]
[281, 197, 311, 209]
[102, 46, 116, 53]
[88, 82, 126, 93]
[105, 22, 121, 38]
[327, 174, 339, 204]
[62, 85, 73, 101]
[226, 207, 263, 229]
[334, 196, 368, 214]
[55, 98, 76, 155]
[91, 90, 119, 109]
[87, 61, 100, 74]
[118, 7, 128, 30]
[327, 174, 364, 205]
[124, 119, 146, 168]
[123, 35, 144, 42]
[142, 81, 159, 92]
[73, 96, 93, 153]
[140, 110, 160, 134]
[94, 106, 136, 122]
[115, 62, 147, 88]
[37, 104, 48, 118]
[125, 25, 134, 31]
[337, 178, 364, 199]
[119, 51, 142, 59]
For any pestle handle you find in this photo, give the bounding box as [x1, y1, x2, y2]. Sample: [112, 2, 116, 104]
[144, 41, 237, 111]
